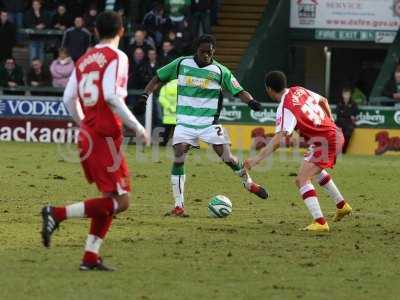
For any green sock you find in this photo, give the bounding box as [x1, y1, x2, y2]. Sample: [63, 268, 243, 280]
[172, 163, 185, 176]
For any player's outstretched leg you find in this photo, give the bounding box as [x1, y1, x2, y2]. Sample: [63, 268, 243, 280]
[165, 143, 190, 217]
[213, 144, 268, 199]
[316, 170, 352, 221]
[297, 161, 329, 232]
[41, 194, 129, 271]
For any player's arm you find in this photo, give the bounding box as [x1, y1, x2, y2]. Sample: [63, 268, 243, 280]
[236, 90, 262, 111]
[220, 66, 262, 111]
[245, 106, 297, 169]
[245, 131, 287, 169]
[133, 57, 182, 114]
[103, 59, 149, 143]
[63, 69, 84, 125]
[319, 97, 334, 121]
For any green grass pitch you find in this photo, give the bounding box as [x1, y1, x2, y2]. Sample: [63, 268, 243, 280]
[0, 142, 399, 299]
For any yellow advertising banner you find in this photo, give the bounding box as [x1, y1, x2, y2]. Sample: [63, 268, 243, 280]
[221, 125, 400, 156]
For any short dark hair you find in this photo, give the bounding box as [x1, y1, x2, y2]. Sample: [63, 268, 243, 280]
[194, 34, 216, 49]
[96, 11, 123, 39]
[264, 71, 287, 93]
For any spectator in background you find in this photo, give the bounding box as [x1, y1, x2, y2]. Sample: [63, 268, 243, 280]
[166, 24, 193, 55]
[0, 0, 26, 41]
[50, 48, 74, 88]
[84, 5, 98, 34]
[0, 57, 24, 94]
[336, 87, 358, 153]
[382, 64, 400, 104]
[191, 0, 212, 37]
[24, 0, 50, 62]
[159, 39, 177, 66]
[128, 47, 147, 89]
[143, 3, 172, 47]
[51, 4, 72, 31]
[158, 79, 178, 146]
[61, 16, 91, 61]
[128, 29, 155, 55]
[0, 11, 17, 63]
[140, 48, 161, 86]
[210, 0, 220, 26]
[27, 58, 51, 87]
[165, 0, 191, 31]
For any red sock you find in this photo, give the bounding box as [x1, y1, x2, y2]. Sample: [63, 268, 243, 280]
[336, 201, 345, 209]
[316, 217, 326, 225]
[82, 251, 98, 265]
[52, 207, 67, 222]
[90, 216, 113, 239]
[84, 197, 115, 218]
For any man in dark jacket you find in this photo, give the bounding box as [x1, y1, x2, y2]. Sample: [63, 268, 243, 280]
[0, 57, 24, 95]
[143, 3, 172, 47]
[336, 87, 359, 153]
[0, 0, 26, 35]
[0, 11, 16, 63]
[24, 0, 50, 62]
[61, 16, 91, 61]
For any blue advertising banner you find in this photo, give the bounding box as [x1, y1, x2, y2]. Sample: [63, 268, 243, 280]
[0, 96, 69, 119]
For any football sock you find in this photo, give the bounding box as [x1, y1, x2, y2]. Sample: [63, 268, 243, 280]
[230, 160, 253, 187]
[83, 215, 113, 264]
[316, 170, 345, 209]
[52, 197, 117, 222]
[171, 163, 185, 208]
[300, 183, 326, 225]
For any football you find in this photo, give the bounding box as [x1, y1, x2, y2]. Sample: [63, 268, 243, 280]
[208, 195, 233, 218]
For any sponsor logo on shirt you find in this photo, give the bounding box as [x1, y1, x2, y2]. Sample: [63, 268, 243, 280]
[231, 78, 241, 89]
[185, 76, 211, 89]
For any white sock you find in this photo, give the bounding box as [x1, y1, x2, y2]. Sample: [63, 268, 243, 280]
[84, 234, 103, 255]
[300, 183, 324, 221]
[171, 175, 185, 208]
[235, 166, 253, 188]
[66, 202, 84, 218]
[316, 170, 345, 206]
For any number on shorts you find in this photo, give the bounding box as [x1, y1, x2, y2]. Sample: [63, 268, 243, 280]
[214, 126, 223, 136]
[79, 71, 100, 107]
[301, 96, 326, 126]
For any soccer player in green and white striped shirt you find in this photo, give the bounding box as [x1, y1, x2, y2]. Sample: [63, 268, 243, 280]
[136, 35, 268, 216]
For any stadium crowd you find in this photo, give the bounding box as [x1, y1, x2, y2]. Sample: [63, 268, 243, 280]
[0, 0, 219, 93]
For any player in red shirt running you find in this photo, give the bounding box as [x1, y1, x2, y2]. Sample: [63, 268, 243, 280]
[245, 71, 352, 231]
[40, 11, 149, 270]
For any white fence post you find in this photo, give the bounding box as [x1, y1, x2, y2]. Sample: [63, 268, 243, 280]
[145, 93, 153, 146]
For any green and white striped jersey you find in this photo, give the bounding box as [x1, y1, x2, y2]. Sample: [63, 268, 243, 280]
[156, 56, 244, 129]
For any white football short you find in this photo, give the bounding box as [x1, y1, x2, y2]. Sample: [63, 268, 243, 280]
[172, 124, 230, 147]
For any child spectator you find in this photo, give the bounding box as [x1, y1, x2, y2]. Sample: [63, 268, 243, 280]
[50, 48, 74, 88]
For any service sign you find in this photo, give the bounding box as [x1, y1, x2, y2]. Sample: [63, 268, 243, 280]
[290, 0, 400, 32]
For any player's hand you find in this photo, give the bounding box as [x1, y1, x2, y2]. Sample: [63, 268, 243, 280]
[248, 100, 262, 111]
[132, 92, 149, 115]
[137, 130, 150, 146]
